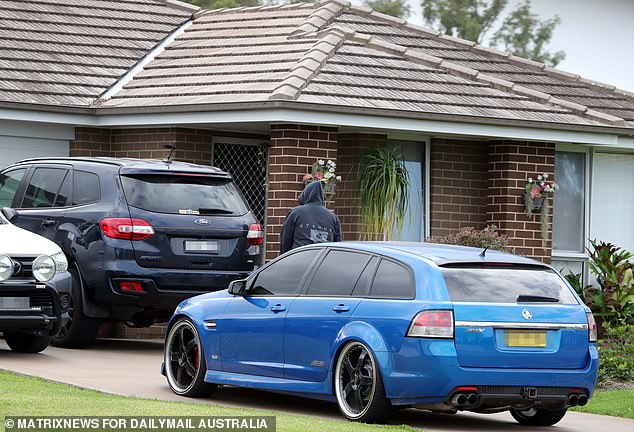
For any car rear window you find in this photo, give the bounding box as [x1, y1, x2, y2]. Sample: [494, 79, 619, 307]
[121, 174, 248, 216]
[441, 265, 578, 304]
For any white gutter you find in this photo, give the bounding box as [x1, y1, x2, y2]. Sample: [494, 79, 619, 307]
[97, 19, 194, 102]
[0, 106, 628, 147]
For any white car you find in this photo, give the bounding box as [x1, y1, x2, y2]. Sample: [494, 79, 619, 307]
[0, 208, 71, 353]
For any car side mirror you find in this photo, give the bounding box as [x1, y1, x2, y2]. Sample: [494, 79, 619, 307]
[228, 279, 247, 296]
[1, 207, 18, 223]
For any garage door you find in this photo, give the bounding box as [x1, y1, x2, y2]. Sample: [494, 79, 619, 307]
[0, 120, 72, 169]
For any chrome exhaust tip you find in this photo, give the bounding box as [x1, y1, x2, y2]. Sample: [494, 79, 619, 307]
[466, 393, 478, 406]
[568, 395, 579, 406]
[451, 394, 468, 406]
[577, 395, 588, 406]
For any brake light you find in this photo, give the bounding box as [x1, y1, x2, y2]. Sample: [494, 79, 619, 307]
[586, 312, 597, 342]
[100, 218, 155, 241]
[407, 310, 454, 338]
[120, 281, 144, 292]
[247, 223, 264, 246]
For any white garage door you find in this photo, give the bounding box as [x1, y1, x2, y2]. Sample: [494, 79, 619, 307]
[0, 120, 72, 169]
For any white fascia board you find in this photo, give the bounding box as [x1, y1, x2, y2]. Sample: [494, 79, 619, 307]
[616, 136, 634, 149]
[0, 106, 624, 147]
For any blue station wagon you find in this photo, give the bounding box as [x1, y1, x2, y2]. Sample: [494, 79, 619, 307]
[162, 242, 598, 426]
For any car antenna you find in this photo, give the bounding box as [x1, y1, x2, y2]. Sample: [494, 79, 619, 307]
[479, 247, 488, 257]
[162, 144, 175, 164]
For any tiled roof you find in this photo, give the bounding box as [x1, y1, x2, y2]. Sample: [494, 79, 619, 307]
[0, 0, 195, 106]
[2, 0, 633, 131]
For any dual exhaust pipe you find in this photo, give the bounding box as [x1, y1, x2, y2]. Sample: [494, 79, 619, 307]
[451, 392, 479, 408]
[568, 394, 588, 406]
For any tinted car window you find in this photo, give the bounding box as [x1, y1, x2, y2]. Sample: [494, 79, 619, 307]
[251, 249, 320, 296]
[351, 256, 378, 297]
[21, 168, 68, 208]
[441, 266, 578, 304]
[0, 168, 26, 207]
[370, 259, 414, 299]
[121, 175, 248, 215]
[73, 171, 100, 205]
[306, 250, 371, 296]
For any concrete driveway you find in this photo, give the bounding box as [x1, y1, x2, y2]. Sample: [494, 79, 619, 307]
[1, 338, 632, 432]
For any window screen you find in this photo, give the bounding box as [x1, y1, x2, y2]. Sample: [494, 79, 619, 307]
[306, 250, 371, 296]
[370, 259, 413, 299]
[251, 249, 320, 296]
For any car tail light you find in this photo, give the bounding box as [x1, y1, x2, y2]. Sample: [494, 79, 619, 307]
[247, 223, 264, 246]
[120, 281, 144, 293]
[100, 218, 155, 241]
[407, 310, 454, 338]
[586, 312, 597, 342]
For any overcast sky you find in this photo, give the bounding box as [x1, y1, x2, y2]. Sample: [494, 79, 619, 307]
[355, 0, 634, 91]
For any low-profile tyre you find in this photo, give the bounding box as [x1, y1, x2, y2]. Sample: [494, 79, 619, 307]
[510, 407, 568, 426]
[165, 317, 217, 397]
[4, 331, 51, 353]
[334, 341, 393, 423]
[51, 269, 100, 349]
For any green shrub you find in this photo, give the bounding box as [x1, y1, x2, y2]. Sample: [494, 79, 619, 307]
[428, 225, 511, 252]
[597, 321, 634, 383]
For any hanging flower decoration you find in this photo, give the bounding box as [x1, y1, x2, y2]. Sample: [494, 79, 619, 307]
[524, 173, 559, 244]
[303, 159, 340, 193]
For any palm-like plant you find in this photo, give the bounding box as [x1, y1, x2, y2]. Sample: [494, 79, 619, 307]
[356, 147, 410, 241]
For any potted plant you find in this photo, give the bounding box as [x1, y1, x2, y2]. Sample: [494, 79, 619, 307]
[303, 159, 341, 193]
[356, 147, 409, 241]
[524, 174, 559, 244]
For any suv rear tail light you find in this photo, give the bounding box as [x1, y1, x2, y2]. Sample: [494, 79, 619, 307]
[100, 218, 155, 241]
[586, 312, 597, 342]
[407, 310, 454, 338]
[247, 223, 264, 246]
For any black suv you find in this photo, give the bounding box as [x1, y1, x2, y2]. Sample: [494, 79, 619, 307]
[0, 158, 264, 347]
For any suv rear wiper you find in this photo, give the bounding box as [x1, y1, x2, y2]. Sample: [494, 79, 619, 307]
[517, 295, 559, 303]
[198, 208, 234, 215]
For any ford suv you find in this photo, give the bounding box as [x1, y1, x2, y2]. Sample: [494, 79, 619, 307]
[0, 158, 263, 348]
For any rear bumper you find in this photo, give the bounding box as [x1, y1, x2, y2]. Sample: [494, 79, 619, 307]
[0, 273, 71, 335]
[379, 338, 599, 406]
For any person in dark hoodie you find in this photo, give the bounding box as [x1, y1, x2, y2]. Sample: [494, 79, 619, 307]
[280, 181, 342, 254]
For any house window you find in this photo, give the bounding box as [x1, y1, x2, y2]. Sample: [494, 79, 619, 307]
[590, 152, 634, 252]
[553, 151, 586, 253]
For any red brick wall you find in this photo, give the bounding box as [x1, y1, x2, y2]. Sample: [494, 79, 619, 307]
[71, 127, 213, 165]
[429, 138, 489, 237]
[265, 124, 338, 260]
[335, 133, 387, 241]
[487, 141, 555, 262]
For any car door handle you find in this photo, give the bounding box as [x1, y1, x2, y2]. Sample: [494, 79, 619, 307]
[332, 304, 350, 312]
[41, 219, 56, 227]
[270, 304, 286, 312]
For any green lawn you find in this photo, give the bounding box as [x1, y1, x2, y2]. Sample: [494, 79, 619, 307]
[571, 389, 634, 419]
[0, 371, 415, 432]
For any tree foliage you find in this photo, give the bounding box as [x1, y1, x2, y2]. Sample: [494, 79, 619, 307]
[364, 0, 411, 19]
[421, 0, 565, 66]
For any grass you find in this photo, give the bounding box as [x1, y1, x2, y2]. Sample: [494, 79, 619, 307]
[0, 371, 415, 432]
[571, 389, 634, 419]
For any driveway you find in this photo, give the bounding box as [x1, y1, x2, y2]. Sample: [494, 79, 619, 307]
[1, 338, 632, 432]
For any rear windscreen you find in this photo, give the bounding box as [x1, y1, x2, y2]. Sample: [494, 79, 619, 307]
[441, 265, 578, 304]
[121, 175, 249, 216]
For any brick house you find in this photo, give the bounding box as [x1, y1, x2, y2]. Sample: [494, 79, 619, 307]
[1, 0, 634, 286]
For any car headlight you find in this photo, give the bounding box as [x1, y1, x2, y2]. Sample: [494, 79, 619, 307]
[32, 255, 56, 282]
[51, 251, 68, 273]
[0, 254, 13, 282]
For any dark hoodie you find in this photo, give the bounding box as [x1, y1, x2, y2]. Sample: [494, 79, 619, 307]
[279, 181, 342, 254]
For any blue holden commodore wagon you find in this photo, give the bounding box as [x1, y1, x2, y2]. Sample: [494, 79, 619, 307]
[162, 242, 598, 426]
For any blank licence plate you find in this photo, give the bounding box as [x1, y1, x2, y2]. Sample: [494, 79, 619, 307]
[0, 297, 30, 310]
[185, 240, 218, 252]
[504, 330, 546, 347]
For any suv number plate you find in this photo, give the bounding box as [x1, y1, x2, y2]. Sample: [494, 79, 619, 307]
[185, 241, 218, 252]
[504, 330, 546, 347]
[0, 297, 30, 310]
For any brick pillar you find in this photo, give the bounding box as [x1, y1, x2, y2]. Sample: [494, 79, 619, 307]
[265, 124, 338, 260]
[429, 138, 489, 238]
[487, 141, 555, 262]
[334, 133, 387, 241]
